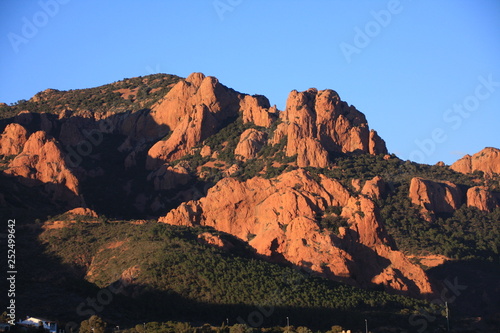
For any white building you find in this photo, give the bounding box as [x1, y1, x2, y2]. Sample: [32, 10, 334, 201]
[17, 317, 57, 333]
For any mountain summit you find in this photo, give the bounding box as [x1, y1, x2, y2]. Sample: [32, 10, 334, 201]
[1, 72, 499, 331]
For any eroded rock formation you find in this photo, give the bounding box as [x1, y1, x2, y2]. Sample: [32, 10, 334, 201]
[160, 169, 433, 296]
[451, 147, 500, 175]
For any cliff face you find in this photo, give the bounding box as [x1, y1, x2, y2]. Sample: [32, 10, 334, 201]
[280, 88, 388, 167]
[0, 123, 29, 156]
[146, 73, 278, 169]
[451, 147, 500, 175]
[408, 176, 500, 216]
[160, 169, 433, 296]
[467, 186, 499, 212]
[3, 130, 83, 207]
[144, 73, 387, 170]
[408, 177, 463, 220]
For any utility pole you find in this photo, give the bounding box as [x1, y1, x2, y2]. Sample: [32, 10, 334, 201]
[286, 317, 289, 332]
[365, 319, 368, 333]
[445, 302, 450, 332]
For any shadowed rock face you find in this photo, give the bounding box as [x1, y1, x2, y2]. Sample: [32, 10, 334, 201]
[160, 170, 433, 297]
[467, 186, 499, 212]
[409, 177, 463, 220]
[451, 147, 500, 175]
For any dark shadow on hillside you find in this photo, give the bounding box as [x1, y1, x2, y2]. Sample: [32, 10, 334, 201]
[0, 108, 253, 220]
[2, 109, 174, 219]
[426, 259, 500, 323]
[0, 172, 82, 224]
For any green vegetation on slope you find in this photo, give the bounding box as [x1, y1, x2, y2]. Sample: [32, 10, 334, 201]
[39, 221, 432, 329]
[0, 74, 181, 119]
[304, 153, 500, 262]
[157, 139, 500, 264]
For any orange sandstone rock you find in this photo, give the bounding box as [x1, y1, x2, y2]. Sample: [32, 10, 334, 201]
[4, 131, 82, 206]
[467, 186, 499, 212]
[0, 123, 29, 156]
[409, 177, 463, 219]
[451, 147, 500, 175]
[234, 128, 267, 161]
[160, 169, 433, 296]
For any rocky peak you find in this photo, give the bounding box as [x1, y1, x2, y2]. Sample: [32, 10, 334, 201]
[146, 73, 281, 169]
[147, 73, 388, 170]
[281, 88, 387, 167]
[451, 147, 500, 175]
[0, 123, 29, 156]
[239, 94, 278, 127]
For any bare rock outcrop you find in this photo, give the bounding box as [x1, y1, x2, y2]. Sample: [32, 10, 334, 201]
[451, 147, 500, 175]
[197, 232, 233, 250]
[239, 94, 278, 128]
[146, 73, 244, 168]
[147, 104, 219, 168]
[234, 128, 267, 161]
[409, 177, 463, 219]
[147, 73, 388, 169]
[362, 176, 385, 200]
[0, 123, 29, 156]
[4, 131, 82, 206]
[280, 88, 387, 167]
[65, 207, 99, 218]
[467, 186, 499, 212]
[160, 169, 433, 296]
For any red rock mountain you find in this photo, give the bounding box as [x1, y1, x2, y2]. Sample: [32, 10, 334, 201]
[2, 72, 499, 310]
[145, 73, 386, 170]
[279, 88, 387, 167]
[146, 73, 278, 169]
[160, 169, 433, 296]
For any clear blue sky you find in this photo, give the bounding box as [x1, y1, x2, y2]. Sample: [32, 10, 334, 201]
[1, 0, 499, 165]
